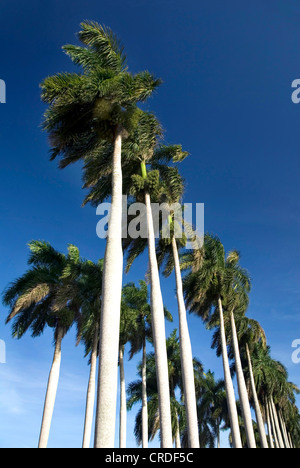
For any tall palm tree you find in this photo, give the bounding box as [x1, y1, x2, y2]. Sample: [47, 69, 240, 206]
[124, 149, 200, 448]
[207, 258, 257, 449]
[154, 162, 200, 448]
[118, 284, 150, 448]
[248, 343, 300, 448]
[40, 22, 161, 448]
[183, 234, 243, 448]
[2, 241, 76, 448]
[197, 371, 227, 448]
[85, 113, 182, 447]
[231, 315, 269, 448]
[248, 343, 279, 447]
[123, 281, 173, 447]
[121, 281, 153, 448]
[126, 117, 174, 447]
[52, 251, 104, 448]
[127, 329, 200, 447]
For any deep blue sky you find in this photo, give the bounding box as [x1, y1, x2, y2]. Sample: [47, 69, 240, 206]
[0, 0, 299, 448]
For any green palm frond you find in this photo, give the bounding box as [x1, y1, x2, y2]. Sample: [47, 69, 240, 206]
[78, 21, 127, 72]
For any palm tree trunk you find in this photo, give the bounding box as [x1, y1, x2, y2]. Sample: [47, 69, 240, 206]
[145, 190, 173, 448]
[230, 312, 256, 448]
[94, 127, 124, 448]
[245, 344, 268, 448]
[38, 326, 63, 448]
[288, 432, 293, 449]
[270, 397, 285, 448]
[278, 410, 290, 448]
[171, 236, 199, 448]
[265, 398, 274, 448]
[175, 410, 181, 448]
[217, 427, 221, 448]
[218, 298, 242, 449]
[268, 399, 279, 448]
[82, 327, 98, 448]
[141, 338, 148, 448]
[119, 345, 127, 448]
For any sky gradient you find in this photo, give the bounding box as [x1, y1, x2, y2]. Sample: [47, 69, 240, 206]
[0, 0, 299, 448]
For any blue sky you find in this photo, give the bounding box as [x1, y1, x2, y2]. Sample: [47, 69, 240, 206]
[0, 0, 299, 448]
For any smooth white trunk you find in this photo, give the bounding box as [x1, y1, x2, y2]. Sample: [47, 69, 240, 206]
[94, 128, 123, 448]
[230, 313, 256, 448]
[82, 328, 98, 448]
[175, 412, 181, 449]
[270, 397, 285, 448]
[265, 399, 274, 448]
[217, 429, 221, 448]
[268, 399, 279, 448]
[119, 345, 127, 448]
[245, 344, 268, 448]
[218, 298, 242, 449]
[279, 410, 290, 448]
[141, 340, 148, 448]
[38, 326, 63, 448]
[171, 237, 199, 448]
[145, 191, 173, 448]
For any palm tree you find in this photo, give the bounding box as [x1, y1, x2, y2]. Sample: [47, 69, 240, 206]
[248, 342, 300, 448]
[154, 162, 200, 448]
[121, 281, 152, 447]
[197, 371, 227, 448]
[85, 114, 182, 447]
[127, 329, 198, 447]
[183, 234, 242, 448]
[232, 315, 269, 448]
[52, 251, 104, 448]
[248, 343, 279, 447]
[121, 136, 200, 447]
[124, 149, 201, 448]
[207, 257, 257, 449]
[124, 281, 173, 447]
[40, 22, 161, 448]
[126, 118, 174, 448]
[2, 241, 76, 448]
[118, 284, 150, 448]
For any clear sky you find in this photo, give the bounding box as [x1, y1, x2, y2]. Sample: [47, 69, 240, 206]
[0, 0, 299, 448]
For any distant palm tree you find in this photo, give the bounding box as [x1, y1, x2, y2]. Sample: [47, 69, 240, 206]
[197, 371, 227, 448]
[183, 234, 242, 448]
[232, 315, 269, 448]
[121, 281, 153, 448]
[122, 147, 201, 448]
[119, 138, 201, 447]
[207, 253, 257, 449]
[40, 22, 161, 448]
[155, 161, 200, 448]
[2, 241, 76, 448]
[52, 251, 103, 448]
[118, 284, 152, 448]
[127, 329, 196, 447]
[248, 343, 300, 448]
